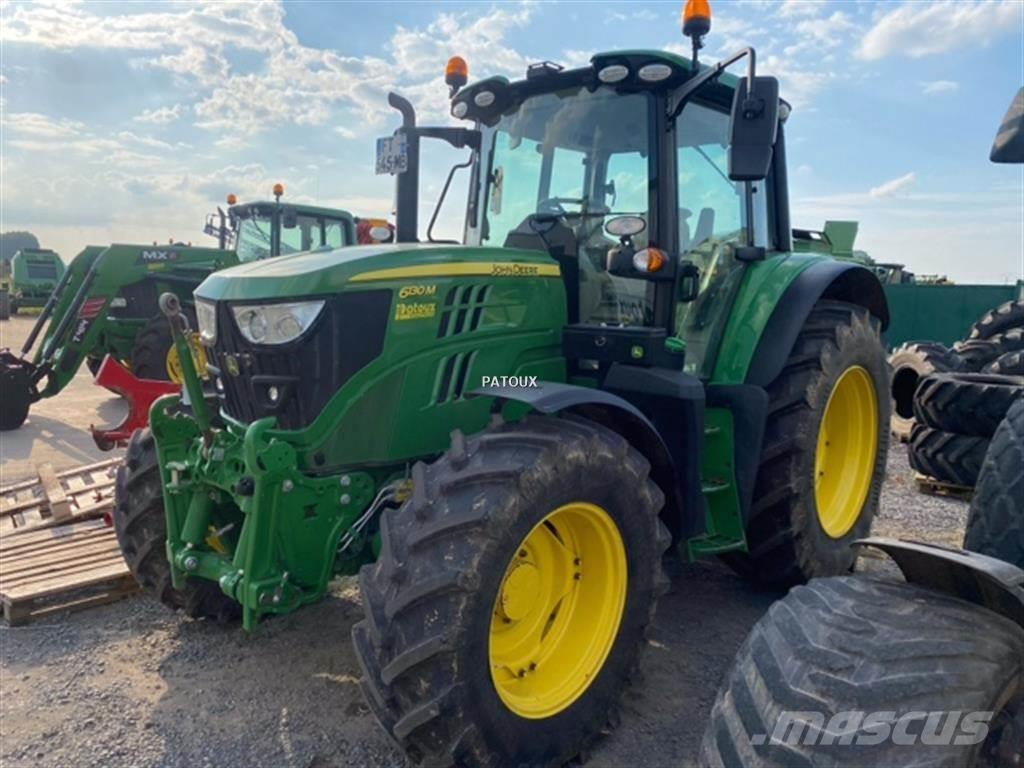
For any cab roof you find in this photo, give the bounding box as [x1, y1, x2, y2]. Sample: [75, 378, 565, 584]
[228, 201, 354, 221]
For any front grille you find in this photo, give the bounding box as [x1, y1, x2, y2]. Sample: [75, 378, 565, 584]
[210, 290, 391, 430]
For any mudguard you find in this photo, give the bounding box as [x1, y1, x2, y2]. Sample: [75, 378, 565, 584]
[746, 260, 889, 387]
[858, 537, 1024, 629]
[472, 380, 697, 541]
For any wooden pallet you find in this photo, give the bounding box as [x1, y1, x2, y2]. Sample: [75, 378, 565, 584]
[1, 458, 120, 536]
[0, 518, 136, 625]
[914, 472, 973, 502]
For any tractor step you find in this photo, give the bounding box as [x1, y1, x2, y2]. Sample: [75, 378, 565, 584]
[687, 533, 748, 556]
[89, 355, 178, 450]
[0, 519, 136, 626]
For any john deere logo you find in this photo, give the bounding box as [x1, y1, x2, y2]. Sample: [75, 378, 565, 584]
[224, 355, 240, 376]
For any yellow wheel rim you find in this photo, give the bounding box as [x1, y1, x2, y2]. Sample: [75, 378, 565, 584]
[489, 502, 627, 719]
[165, 333, 209, 384]
[815, 365, 879, 539]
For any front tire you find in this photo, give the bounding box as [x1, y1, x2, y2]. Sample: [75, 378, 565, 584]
[113, 428, 239, 621]
[700, 576, 1024, 768]
[725, 300, 889, 586]
[354, 415, 670, 767]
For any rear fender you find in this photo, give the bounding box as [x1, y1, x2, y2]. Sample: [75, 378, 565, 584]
[744, 260, 888, 387]
[859, 537, 1024, 629]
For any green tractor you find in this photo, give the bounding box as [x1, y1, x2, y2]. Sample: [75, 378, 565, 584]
[0, 190, 361, 433]
[113, 10, 892, 765]
[7, 248, 66, 314]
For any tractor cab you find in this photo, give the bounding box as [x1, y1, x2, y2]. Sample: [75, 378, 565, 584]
[204, 185, 357, 261]
[385, 41, 782, 380]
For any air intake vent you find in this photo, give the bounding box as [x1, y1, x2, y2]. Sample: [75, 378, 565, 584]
[433, 351, 477, 404]
[437, 284, 491, 338]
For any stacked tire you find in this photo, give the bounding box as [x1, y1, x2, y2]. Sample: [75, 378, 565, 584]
[888, 341, 962, 441]
[889, 300, 1024, 440]
[908, 372, 1023, 487]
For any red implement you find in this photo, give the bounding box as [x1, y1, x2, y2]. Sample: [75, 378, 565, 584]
[89, 356, 178, 451]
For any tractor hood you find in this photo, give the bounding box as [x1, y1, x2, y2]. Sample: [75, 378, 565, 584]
[194, 243, 560, 302]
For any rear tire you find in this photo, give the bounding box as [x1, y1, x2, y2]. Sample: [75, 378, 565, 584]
[968, 299, 1024, 340]
[724, 300, 889, 587]
[354, 415, 670, 767]
[699, 575, 1024, 768]
[913, 372, 1024, 438]
[888, 341, 962, 440]
[908, 424, 988, 487]
[964, 398, 1024, 568]
[955, 329, 1024, 372]
[113, 428, 240, 621]
[985, 349, 1024, 376]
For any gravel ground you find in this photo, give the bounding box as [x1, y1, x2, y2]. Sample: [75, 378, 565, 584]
[0, 442, 970, 768]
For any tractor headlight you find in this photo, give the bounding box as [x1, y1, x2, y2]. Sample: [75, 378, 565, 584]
[195, 299, 218, 346]
[230, 300, 325, 345]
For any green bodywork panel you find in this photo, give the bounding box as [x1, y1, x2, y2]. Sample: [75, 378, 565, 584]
[11, 248, 65, 306]
[708, 252, 824, 384]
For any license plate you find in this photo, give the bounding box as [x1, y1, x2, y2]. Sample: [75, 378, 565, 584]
[375, 134, 408, 175]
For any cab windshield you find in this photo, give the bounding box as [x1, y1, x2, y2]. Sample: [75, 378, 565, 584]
[235, 210, 352, 262]
[469, 87, 655, 326]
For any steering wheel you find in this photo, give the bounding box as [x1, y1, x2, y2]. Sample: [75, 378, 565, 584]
[536, 197, 578, 216]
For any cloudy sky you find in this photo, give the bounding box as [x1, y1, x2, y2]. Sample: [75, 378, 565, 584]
[1, 0, 1022, 283]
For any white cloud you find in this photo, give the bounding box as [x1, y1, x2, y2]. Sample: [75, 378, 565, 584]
[605, 8, 659, 24]
[134, 104, 185, 125]
[869, 171, 917, 198]
[921, 80, 959, 95]
[2, 112, 87, 138]
[779, 1, 825, 18]
[759, 54, 834, 110]
[859, 0, 1024, 60]
[785, 11, 858, 56]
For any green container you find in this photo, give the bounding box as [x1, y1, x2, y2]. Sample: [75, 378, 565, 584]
[883, 282, 1023, 348]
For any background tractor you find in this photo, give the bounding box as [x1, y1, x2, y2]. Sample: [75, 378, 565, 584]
[6, 247, 66, 315]
[113, 4, 893, 765]
[700, 86, 1024, 768]
[0, 189, 361, 435]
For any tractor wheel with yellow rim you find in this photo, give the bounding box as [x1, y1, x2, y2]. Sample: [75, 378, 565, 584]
[130, 308, 195, 382]
[353, 415, 671, 767]
[724, 299, 889, 586]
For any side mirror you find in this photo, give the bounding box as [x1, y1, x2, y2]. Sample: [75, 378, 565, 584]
[728, 76, 779, 181]
[282, 211, 298, 229]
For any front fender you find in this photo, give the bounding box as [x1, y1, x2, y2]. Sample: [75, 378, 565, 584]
[472, 381, 693, 542]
